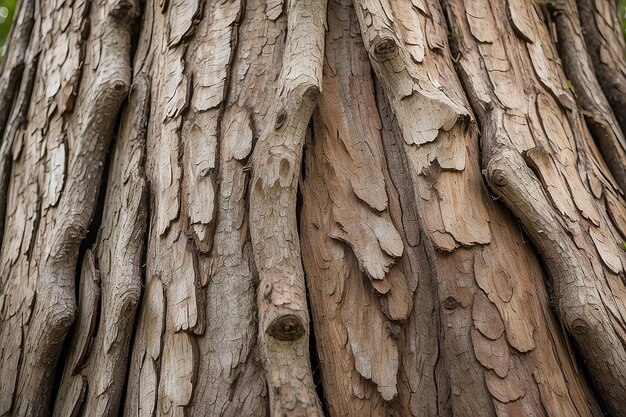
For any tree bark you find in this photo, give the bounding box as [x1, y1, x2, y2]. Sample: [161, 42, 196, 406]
[0, 0, 625, 416]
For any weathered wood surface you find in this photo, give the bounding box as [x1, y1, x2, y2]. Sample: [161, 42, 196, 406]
[0, 0, 625, 416]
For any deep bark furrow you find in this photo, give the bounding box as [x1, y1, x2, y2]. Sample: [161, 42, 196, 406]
[52, 72, 149, 417]
[0, 25, 39, 254]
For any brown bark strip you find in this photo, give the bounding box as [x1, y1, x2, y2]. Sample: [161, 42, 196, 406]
[300, 0, 418, 413]
[248, 0, 327, 415]
[379, 96, 448, 417]
[354, 3, 494, 413]
[356, 0, 605, 415]
[52, 73, 149, 417]
[444, 0, 626, 413]
[549, 0, 626, 190]
[577, 0, 626, 134]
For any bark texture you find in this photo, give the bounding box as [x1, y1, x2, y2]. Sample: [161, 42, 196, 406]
[0, 0, 625, 416]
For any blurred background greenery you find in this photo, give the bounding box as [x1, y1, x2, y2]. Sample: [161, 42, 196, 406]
[0, 0, 16, 59]
[619, 0, 626, 39]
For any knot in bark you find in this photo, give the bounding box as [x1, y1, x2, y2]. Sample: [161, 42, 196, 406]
[304, 85, 319, 102]
[274, 109, 287, 129]
[373, 37, 398, 62]
[490, 169, 508, 187]
[267, 314, 305, 341]
[443, 296, 461, 310]
[571, 318, 590, 336]
[263, 282, 273, 300]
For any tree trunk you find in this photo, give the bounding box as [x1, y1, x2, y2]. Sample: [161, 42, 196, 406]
[1, 0, 626, 415]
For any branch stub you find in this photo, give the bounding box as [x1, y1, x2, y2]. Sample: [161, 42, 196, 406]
[267, 314, 305, 341]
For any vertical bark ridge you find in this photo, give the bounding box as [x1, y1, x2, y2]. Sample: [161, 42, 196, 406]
[185, 1, 292, 415]
[577, 0, 626, 134]
[248, 0, 327, 415]
[0, 9, 39, 253]
[354, 2, 493, 414]
[0, 0, 136, 414]
[52, 73, 149, 417]
[300, 1, 428, 415]
[378, 92, 449, 417]
[124, 0, 240, 415]
[548, 0, 626, 190]
[123, 0, 272, 415]
[444, 0, 626, 413]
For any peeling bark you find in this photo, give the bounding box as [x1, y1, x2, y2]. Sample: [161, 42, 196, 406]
[445, 0, 626, 413]
[0, 0, 625, 416]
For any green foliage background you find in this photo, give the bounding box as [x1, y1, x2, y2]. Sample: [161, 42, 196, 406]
[620, 0, 626, 39]
[0, 0, 16, 58]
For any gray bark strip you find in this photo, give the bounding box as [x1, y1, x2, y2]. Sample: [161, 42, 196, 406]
[52, 73, 149, 417]
[248, 0, 327, 415]
[125, 0, 268, 415]
[187, 0, 283, 414]
[0, 0, 136, 415]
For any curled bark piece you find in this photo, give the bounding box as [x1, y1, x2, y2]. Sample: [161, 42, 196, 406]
[248, 0, 327, 415]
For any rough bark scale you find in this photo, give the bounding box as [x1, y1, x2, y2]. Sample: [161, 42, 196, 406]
[0, 0, 625, 416]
